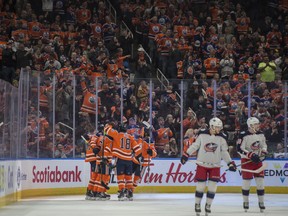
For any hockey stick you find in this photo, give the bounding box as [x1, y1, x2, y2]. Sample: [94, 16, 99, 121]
[146, 137, 151, 184]
[82, 135, 109, 190]
[58, 122, 74, 131]
[81, 135, 91, 147]
[193, 160, 223, 167]
[241, 162, 268, 173]
[100, 132, 110, 190]
[225, 160, 253, 171]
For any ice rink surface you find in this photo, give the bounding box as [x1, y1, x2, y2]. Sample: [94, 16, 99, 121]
[0, 193, 288, 216]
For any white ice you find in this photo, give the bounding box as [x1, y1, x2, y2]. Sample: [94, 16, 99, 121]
[0, 193, 288, 216]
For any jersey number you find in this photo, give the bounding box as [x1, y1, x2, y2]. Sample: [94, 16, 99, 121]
[120, 138, 131, 150]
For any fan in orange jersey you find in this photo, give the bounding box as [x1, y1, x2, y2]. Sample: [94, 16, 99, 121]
[106, 55, 122, 79]
[84, 131, 101, 200]
[79, 76, 101, 116]
[236, 11, 250, 35]
[28, 20, 42, 40]
[107, 124, 141, 201]
[155, 116, 173, 154]
[37, 114, 50, 142]
[90, 16, 102, 39]
[132, 128, 157, 192]
[75, 1, 92, 25]
[39, 76, 52, 116]
[93, 125, 114, 201]
[203, 49, 220, 79]
[182, 129, 197, 159]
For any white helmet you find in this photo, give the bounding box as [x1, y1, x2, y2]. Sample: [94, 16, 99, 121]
[247, 117, 260, 128]
[209, 117, 223, 130]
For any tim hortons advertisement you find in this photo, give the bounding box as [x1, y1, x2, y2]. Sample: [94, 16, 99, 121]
[19, 159, 288, 190]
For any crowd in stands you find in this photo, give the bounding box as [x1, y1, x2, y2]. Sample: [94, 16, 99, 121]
[0, 0, 287, 159]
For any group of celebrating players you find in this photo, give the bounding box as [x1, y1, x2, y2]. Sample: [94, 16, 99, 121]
[84, 121, 157, 201]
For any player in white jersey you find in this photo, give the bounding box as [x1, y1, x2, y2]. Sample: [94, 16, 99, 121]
[181, 117, 237, 216]
[237, 117, 268, 212]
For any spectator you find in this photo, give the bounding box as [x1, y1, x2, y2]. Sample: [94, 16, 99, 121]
[15, 42, 33, 69]
[264, 120, 282, 143]
[135, 47, 152, 79]
[158, 143, 174, 158]
[257, 54, 276, 82]
[154, 116, 174, 155]
[273, 142, 286, 159]
[219, 53, 235, 79]
[1, 40, 15, 83]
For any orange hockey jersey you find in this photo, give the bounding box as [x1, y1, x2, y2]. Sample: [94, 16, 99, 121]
[80, 80, 101, 115]
[155, 127, 173, 152]
[95, 134, 114, 165]
[106, 128, 141, 161]
[204, 57, 219, 78]
[132, 138, 157, 166]
[85, 135, 101, 162]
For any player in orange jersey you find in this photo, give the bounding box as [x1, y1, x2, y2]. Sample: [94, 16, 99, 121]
[132, 128, 157, 192]
[83, 131, 101, 200]
[107, 124, 141, 201]
[94, 125, 114, 201]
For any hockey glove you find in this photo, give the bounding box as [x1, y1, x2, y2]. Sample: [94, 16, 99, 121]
[260, 150, 268, 160]
[247, 152, 261, 163]
[227, 161, 237, 172]
[180, 155, 188, 165]
[100, 158, 109, 166]
[147, 149, 153, 156]
[93, 148, 100, 155]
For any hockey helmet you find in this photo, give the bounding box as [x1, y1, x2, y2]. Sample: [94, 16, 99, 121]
[209, 117, 223, 130]
[247, 117, 260, 128]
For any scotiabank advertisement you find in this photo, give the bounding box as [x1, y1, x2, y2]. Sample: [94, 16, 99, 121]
[20, 160, 88, 189]
[17, 159, 288, 190]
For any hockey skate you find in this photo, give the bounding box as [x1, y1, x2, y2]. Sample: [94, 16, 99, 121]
[259, 202, 265, 212]
[93, 192, 100, 201]
[243, 202, 249, 212]
[126, 189, 133, 201]
[205, 203, 211, 216]
[118, 189, 126, 201]
[85, 190, 94, 200]
[98, 192, 111, 201]
[195, 203, 201, 216]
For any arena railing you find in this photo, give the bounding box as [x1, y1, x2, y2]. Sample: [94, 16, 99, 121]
[104, 0, 117, 24]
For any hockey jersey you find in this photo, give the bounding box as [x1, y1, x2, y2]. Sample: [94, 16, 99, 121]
[132, 137, 157, 166]
[85, 135, 101, 162]
[155, 127, 173, 152]
[186, 129, 232, 167]
[111, 132, 141, 161]
[96, 134, 113, 165]
[80, 80, 101, 115]
[236, 130, 267, 159]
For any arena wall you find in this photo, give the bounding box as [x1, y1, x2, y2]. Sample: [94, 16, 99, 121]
[1, 159, 288, 207]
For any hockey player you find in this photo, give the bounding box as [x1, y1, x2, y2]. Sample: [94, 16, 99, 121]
[237, 117, 268, 212]
[106, 124, 141, 201]
[180, 117, 237, 216]
[84, 132, 101, 200]
[132, 128, 157, 193]
[93, 125, 113, 201]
